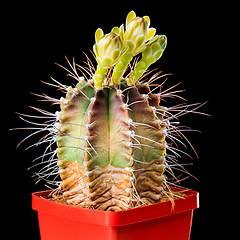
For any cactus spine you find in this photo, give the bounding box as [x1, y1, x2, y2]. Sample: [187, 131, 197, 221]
[14, 11, 205, 211]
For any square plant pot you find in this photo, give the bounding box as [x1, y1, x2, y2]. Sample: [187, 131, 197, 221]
[32, 187, 199, 240]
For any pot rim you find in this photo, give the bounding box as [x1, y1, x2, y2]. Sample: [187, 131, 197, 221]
[32, 187, 199, 227]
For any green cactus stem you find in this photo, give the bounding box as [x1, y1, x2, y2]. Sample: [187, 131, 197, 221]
[54, 79, 169, 210]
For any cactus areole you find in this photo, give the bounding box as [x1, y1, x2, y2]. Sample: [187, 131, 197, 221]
[15, 11, 204, 212]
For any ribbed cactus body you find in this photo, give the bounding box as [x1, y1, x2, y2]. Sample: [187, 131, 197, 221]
[55, 80, 168, 210]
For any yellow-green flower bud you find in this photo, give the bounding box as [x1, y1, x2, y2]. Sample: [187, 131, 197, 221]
[93, 30, 127, 68]
[128, 35, 167, 85]
[93, 28, 127, 88]
[124, 11, 156, 56]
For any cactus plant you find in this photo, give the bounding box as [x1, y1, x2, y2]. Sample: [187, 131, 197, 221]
[13, 10, 206, 211]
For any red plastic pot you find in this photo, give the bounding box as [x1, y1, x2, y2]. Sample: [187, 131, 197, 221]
[32, 187, 199, 240]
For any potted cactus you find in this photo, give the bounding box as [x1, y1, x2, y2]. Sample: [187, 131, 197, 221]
[15, 10, 203, 240]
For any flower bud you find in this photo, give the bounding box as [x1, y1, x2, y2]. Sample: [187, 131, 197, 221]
[128, 35, 167, 85]
[142, 35, 167, 63]
[93, 30, 127, 68]
[124, 11, 156, 55]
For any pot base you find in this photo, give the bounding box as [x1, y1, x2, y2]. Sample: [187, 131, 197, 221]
[32, 187, 199, 240]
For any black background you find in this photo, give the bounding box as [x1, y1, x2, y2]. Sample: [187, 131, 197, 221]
[5, 2, 221, 239]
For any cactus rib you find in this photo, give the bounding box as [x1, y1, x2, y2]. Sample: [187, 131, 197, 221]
[86, 88, 134, 210]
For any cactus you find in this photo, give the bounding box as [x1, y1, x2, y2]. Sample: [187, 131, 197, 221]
[54, 80, 169, 210]
[13, 11, 206, 211]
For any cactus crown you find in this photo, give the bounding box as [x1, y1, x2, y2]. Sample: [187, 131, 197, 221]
[93, 10, 167, 88]
[13, 11, 206, 211]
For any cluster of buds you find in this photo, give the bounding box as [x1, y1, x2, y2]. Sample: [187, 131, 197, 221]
[93, 11, 167, 88]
